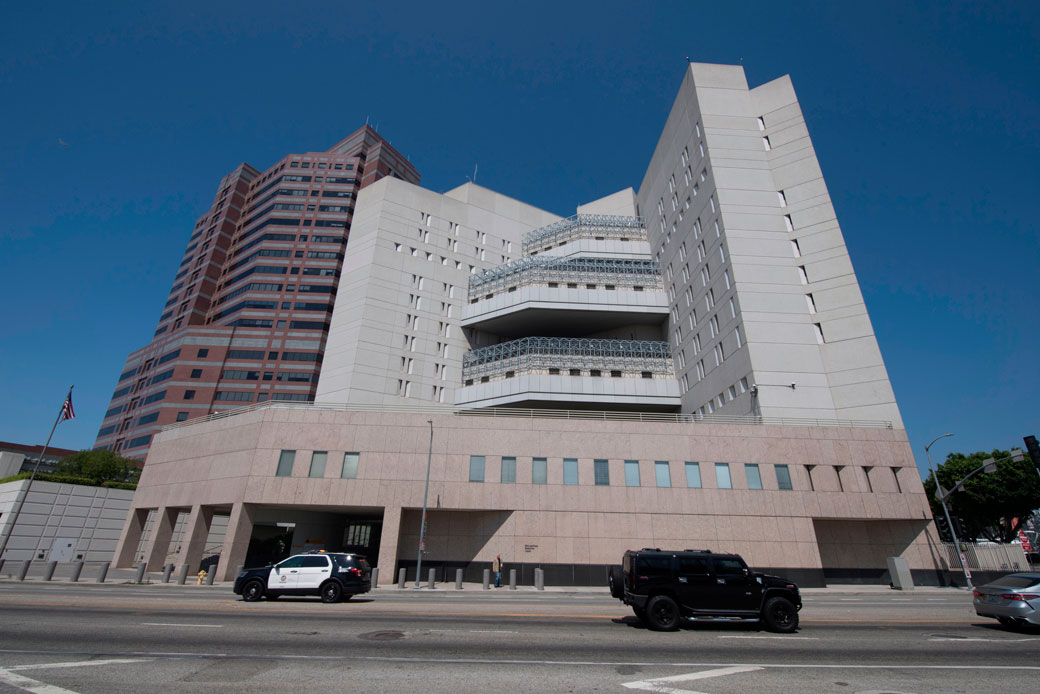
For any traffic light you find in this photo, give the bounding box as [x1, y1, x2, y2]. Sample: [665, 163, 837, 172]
[1025, 435, 1040, 475]
[952, 516, 968, 539]
[933, 515, 951, 542]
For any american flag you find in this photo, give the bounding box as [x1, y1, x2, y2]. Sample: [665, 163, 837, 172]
[60, 392, 75, 422]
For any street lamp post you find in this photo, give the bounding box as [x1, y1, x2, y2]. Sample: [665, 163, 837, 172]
[414, 419, 434, 588]
[925, 432, 972, 589]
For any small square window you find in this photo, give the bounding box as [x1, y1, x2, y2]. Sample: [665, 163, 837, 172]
[276, 450, 295, 477]
[184, 389, 196, 400]
[532, 457, 547, 484]
[190, 369, 202, 378]
[624, 460, 641, 487]
[197, 349, 209, 358]
[563, 458, 579, 485]
[341, 452, 359, 479]
[308, 451, 327, 478]
[469, 455, 485, 482]
[175, 412, 189, 422]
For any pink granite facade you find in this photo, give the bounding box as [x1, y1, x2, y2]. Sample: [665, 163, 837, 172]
[111, 404, 946, 586]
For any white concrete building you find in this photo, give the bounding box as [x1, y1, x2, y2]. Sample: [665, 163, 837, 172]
[109, 63, 945, 587]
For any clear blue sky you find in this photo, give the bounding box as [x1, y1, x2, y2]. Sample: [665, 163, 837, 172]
[1, 1, 1036, 478]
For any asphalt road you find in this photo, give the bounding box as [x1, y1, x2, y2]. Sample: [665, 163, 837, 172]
[1, 582, 1038, 694]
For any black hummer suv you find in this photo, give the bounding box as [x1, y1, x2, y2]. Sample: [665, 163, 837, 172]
[608, 548, 801, 632]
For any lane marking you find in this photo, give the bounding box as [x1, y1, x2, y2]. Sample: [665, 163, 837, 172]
[717, 635, 818, 640]
[0, 658, 151, 694]
[4, 648, 1040, 671]
[929, 637, 1040, 643]
[0, 668, 81, 694]
[140, 623, 223, 628]
[7, 659, 149, 672]
[623, 665, 762, 693]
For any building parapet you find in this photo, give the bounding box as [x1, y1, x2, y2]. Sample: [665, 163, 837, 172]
[522, 214, 646, 255]
[462, 337, 673, 383]
[468, 256, 661, 303]
[158, 400, 895, 430]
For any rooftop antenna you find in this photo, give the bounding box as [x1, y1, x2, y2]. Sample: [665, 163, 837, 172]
[473, 164, 478, 183]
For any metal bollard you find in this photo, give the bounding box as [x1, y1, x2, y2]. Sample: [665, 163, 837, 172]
[455, 568, 464, 590]
[43, 561, 58, 581]
[162, 563, 175, 583]
[535, 568, 544, 591]
[17, 560, 31, 581]
[96, 561, 110, 583]
[428, 567, 436, 589]
[205, 568, 215, 585]
[482, 568, 491, 590]
[70, 561, 85, 583]
[176, 564, 190, 585]
[398, 567, 407, 589]
[134, 562, 147, 583]
[509, 568, 517, 590]
[371, 567, 379, 588]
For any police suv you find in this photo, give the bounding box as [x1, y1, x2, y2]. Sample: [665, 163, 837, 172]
[233, 551, 372, 603]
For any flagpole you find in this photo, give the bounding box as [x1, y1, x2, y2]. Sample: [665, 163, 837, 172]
[0, 385, 74, 561]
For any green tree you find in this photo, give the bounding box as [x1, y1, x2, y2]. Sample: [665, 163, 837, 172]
[922, 449, 1040, 543]
[55, 449, 141, 485]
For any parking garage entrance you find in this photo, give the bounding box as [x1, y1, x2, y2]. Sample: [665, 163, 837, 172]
[243, 506, 384, 569]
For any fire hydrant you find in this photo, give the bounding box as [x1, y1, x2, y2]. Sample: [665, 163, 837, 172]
[197, 570, 207, 585]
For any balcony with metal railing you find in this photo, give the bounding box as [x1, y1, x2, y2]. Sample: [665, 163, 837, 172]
[456, 336, 680, 409]
[468, 256, 662, 302]
[521, 214, 647, 255]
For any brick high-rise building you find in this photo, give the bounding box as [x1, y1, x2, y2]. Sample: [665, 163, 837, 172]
[95, 126, 419, 459]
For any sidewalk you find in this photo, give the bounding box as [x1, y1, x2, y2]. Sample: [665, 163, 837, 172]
[0, 561, 967, 595]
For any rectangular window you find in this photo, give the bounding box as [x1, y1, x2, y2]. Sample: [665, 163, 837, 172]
[563, 458, 579, 485]
[532, 457, 547, 484]
[341, 452, 359, 479]
[746, 464, 763, 490]
[685, 462, 702, 488]
[469, 455, 485, 482]
[501, 456, 517, 484]
[775, 464, 793, 490]
[655, 461, 671, 487]
[594, 459, 610, 486]
[715, 462, 732, 489]
[175, 412, 189, 422]
[624, 460, 641, 487]
[308, 451, 327, 478]
[276, 450, 295, 477]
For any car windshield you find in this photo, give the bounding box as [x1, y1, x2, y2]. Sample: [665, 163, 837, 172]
[989, 575, 1040, 589]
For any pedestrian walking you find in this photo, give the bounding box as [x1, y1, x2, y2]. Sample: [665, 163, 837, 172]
[493, 553, 502, 588]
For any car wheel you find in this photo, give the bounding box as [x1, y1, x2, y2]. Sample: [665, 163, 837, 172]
[608, 565, 624, 599]
[762, 596, 799, 633]
[632, 606, 646, 622]
[645, 595, 680, 631]
[320, 580, 343, 603]
[242, 579, 265, 602]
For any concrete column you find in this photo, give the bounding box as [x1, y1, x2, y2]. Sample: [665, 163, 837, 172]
[215, 503, 255, 582]
[176, 505, 214, 573]
[376, 505, 402, 587]
[143, 507, 180, 571]
[112, 507, 150, 568]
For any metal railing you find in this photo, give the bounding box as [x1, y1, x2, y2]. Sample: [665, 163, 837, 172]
[468, 256, 661, 301]
[941, 542, 1028, 572]
[522, 214, 646, 255]
[462, 337, 673, 381]
[159, 400, 894, 431]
